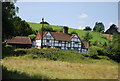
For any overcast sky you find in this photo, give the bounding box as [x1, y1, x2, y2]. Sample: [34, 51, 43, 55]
[15, 2, 118, 30]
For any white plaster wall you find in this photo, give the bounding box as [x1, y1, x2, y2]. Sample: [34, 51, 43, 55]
[36, 40, 41, 46]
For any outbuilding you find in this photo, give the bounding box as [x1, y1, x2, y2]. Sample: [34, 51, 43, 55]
[6, 36, 32, 48]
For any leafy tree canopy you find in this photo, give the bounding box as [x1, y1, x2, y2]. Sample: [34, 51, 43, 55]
[28, 34, 36, 40]
[12, 16, 33, 36]
[93, 22, 105, 33]
[84, 26, 92, 31]
[2, 2, 18, 40]
[105, 24, 118, 35]
[106, 33, 120, 62]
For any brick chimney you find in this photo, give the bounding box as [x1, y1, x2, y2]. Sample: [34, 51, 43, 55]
[63, 26, 68, 34]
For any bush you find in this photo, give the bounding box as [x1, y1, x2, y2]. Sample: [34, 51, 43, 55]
[14, 49, 27, 56]
[28, 34, 36, 40]
[12, 48, 86, 63]
[22, 54, 38, 59]
[2, 45, 14, 58]
[92, 46, 105, 56]
[87, 48, 99, 59]
[98, 56, 110, 60]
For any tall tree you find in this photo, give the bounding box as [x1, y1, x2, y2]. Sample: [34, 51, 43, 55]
[105, 24, 118, 35]
[12, 17, 33, 36]
[106, 33, 120, 62]
[84, 26, 92, 31]
[2, 2, 18, 40]
[93, 22, 105, 33]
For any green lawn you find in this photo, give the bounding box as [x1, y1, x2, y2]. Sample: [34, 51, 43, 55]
[28, 22, 108, 44]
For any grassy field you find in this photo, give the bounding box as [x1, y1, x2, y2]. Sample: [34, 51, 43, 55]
[2, 56, 118, 79]
[2, 48, 118, 79]
[28, 22, 108, 44]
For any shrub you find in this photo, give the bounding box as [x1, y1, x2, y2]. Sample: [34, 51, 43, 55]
[87, 48, 99, 59]
[14, 49, 27, 56]
[92, 41, 98, 46]
[92, 46, 105, 56]
[2, 45, 14, 58]
[28, 34, 36, 40]
[98, 56, 110, 60]
[22, 54, 38, 59]
[5, 45, 13, 48]
[16, 48, 85, 63]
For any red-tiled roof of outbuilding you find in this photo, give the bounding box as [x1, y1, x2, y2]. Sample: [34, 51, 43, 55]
[7, 36, 32, 44]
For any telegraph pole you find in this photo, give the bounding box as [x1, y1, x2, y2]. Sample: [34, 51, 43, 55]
[41, 18, 44, 49]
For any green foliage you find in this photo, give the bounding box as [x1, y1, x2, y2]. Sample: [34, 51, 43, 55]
[28, 34, 36, 40]
[98, 56, 110, 60]
[85, 46, 105, 59]
[105, 33, 120, 62]
[14, 49, 27, 56]
[92, 41, 98, 46]
[87, 48, 99, 59]
[13, 48, 86, 63]
[2, 45, 14, 58]
[12, 17, 33, 36]
[103, 42, 107, 47]
[105, 24, 118, 35]
[2, 2, 18, 40]
[22, 54, 38, 59]
[84, 26, 92, 31]
[28, 22, 108, 44]
[82, 32, 93, 42]
[2, 2, 34, 41]
[93, 22, 105, 33]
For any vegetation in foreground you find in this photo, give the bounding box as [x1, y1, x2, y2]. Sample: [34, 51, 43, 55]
[2, 48, 118, 79]
[2, 55, 118, 79]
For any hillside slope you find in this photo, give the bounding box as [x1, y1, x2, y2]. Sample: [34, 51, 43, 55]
[2, 56, 118, 79]
[28, 22, 108, 44]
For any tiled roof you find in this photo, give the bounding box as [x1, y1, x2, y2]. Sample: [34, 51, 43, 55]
[35, 32, 47, 40]
[35, 32, 77, 41]
[7, 36, 32, 44]
[82, 42, 89, 48]
[51, 32, 72, 41]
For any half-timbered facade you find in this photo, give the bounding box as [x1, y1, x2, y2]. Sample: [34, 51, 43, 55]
[33, 27, 88, 53]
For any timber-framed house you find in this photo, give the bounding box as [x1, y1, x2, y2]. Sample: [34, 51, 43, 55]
[33, 27, 88, 53]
